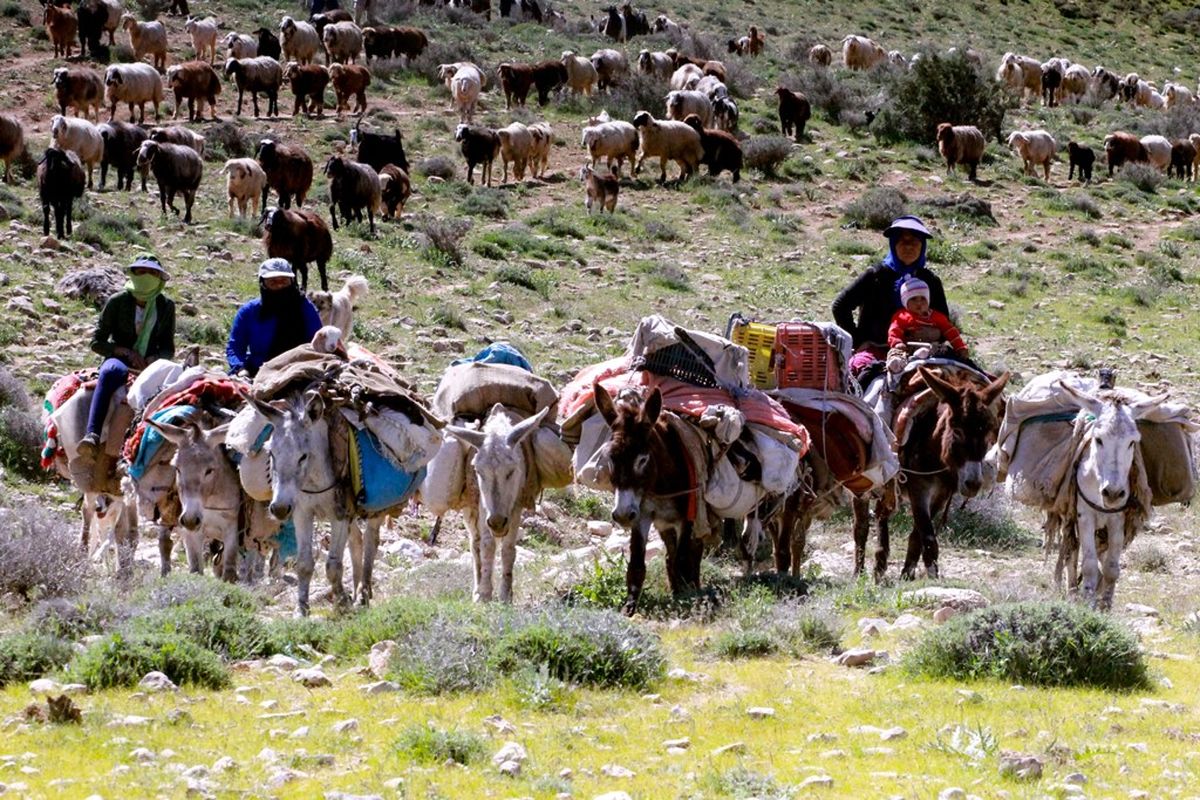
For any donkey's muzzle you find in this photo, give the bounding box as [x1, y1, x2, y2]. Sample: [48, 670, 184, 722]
[180, 512, 202, 530]
[269, 501, 293, 521]
[487, 514, 509, 535]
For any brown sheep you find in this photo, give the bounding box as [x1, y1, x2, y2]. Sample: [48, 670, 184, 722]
[329, 63, 370, 117]
[256, 138, 313, 209]
[1103, 131, 1149, 177]
[578, 164, 618, 214]
[776, 87, 810, 143]
[682, 113, 742, 182]
[262, 207, 332, 291]
[284, 62, 330, 118]
[0, 114, 24, 184]
[166, 61, 222, 122]
[44, 4, 78, 59]
[497, 60, 566, 108]
[935, 123, 986, 181]
[53, 67, 104, 121]
[1170, 140, 1196, 181]
[378, 164, 411, 220]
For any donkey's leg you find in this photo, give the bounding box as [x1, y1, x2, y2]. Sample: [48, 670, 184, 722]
[901, 482, 932, 580]
[1076, 508, 1100, 607]
[852, 495, 870, 576]
[874, 490, 895, 582]
[183, 529, 205, 574]
[1097, 519, 1124, 611]
[621, 516, 651, 615]
[465, 507, 486, 602]
[347, 517, 365, 602]
[357, 516, 381, 607]
[116, 501, 138, 579]
[80, 498, 93, 553]
[326, 516, 353, 609]
[294, 510, 316, 617]
[661, 526, 682, 595]
[220, 515, 240, 583]
[156, 524, 174, 576]
[921, 481, 952, 579]
[498, 523, 518, 604]
[771, 494, 795, 575]
[478, 527, 497, 602]
[679, 521, 702, 592]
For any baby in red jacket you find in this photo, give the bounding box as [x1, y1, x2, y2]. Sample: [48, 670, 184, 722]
[888, 277, 968, 358]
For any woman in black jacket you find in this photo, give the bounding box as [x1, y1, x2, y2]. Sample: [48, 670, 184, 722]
[77, 256, 176, 456]
[831, 215, 949, 385]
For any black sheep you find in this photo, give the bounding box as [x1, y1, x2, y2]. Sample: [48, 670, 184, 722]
[38, 147, 87, 238]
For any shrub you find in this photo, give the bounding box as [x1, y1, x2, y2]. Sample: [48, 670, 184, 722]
[394, 723, 486, 765]
[905, 601, 1150, 690]
[327, 597, 441, 657]
[29, 595, 129, 640]
[1054, 191, 1102, 219]
[605, 71, 669, 124]
[0, 632, 75, 688]
[1126, 542, 1170, 574]
[843, 186, 908, 230]
[562, 551, 628, 609]
[723, 59, 760, 99]
[130, 598, 270, 661]
[782, 64, 871, 125]
[72, 631, 231, 690]
[742, 136, 794, 178]
[1119, 163, 1164, 194]
[428, 303, 467, 330]
[713, 628, 778, 659]
[137, 572, 259, 613]
[205, 121, 254, 160]
[419, 215, 472, 267]
[495, 264, 553, 298]
[940, 507, 1037, 552]
[873, 50, 1009, 145]
[0, 496, 86, 602]
[265, 617, 336, 657]
[0, 405, 41, 479]
[702, 766, 794, 800]
[413, 40, 479, 87]
[458, 187, 509, 219]
[414, 155, 456, 180]
[388, 613, 496, 693]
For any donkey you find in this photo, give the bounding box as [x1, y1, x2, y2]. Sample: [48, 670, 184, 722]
[594, 384, 704, 615]
[444, 404, 549, 602]
[853, 368, 1009, 581]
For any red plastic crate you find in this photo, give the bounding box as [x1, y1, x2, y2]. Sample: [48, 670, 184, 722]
[774, 322, 844, 391]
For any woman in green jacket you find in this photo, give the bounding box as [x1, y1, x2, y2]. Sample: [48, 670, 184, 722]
[78, 256, 176, 455]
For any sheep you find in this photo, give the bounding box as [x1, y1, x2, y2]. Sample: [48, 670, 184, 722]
[284, 62, 329, 117]
[438, 61, 486, 92]
[578, 164, 618, 214]
[498, 0, 541, 23]
[935, 123, 986, 181]
[322, 21, 364, 64]
[997, 53, 1042, 103]
[262, 207, 332, 291]
[1067, 141, 1094, 184]
[581, 118, 637, 177]
[591, 48, 628, 91]
[1165, 82, 1195, 109]
[1040, 63, 1062, 107]
[1191, 133, 1200, 176]
[136, 140, 203, 223]
[632, 110, 702, 184]
[120, 13, 168, 71]
[1006, 129, 1056, 180]
[712, 96, 738, 133]
[184, 16, 219, 63]
[562, 51, 598, 97]
[682, 114, 741, 182]
[1091, 66, 1119, 101]
[50, 114, 102, 189]
[1141, 134, 1172, 171]
[841, 34, 886, 71]
[454, 124, 500, 186]
[149, 125, 204, 157]
[728, 35, 751, 56]
[225, 57, 283, 118]
[776, 87, 810, 142]
[450, 64, 483, 122]
[1170, 140, 1195, 181]
[324, 154, 380, 233]
[638, 49, 673, 80]
[670, 63, 703, 92]
[76, 0, 117, 58]
[53, 67, 105, 121]
[220, 158, 267, 217]
[651, 14, 681, 37]
[224, 32, 257, 60]
[44, 4, 78, 59]
[280, 17, 322, 65]
[329, 63, 370, 117]
[310, 10, 352, 35]
[353, 123, 409, 174]
[98, 120, 146, 191]
[1147, 88, 1167, 110]
[498, 61, 566, 108]
[165, 61, 221, 121]
[665, 90, 713, 128]
[363, 26, 427, 62]
[747, 26, 765, 56]
[38, 148, 86, 238]
[495, 122, 536, 183]
[1103, 131, 1149, 176]
[808, 43, 832, 67]
[527, 121, 552, 179]
[0, 114, 24, 184]
[256, 138, 313, 208]
[377, 164, 410, 220]
[887, 50, 907, 68]
[693, 74, 728, 100]
[104, 63, 162, 124]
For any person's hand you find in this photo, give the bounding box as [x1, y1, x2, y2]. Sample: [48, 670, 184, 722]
[129, 352, 148, 370]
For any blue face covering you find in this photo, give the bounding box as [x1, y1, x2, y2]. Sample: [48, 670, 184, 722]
[883, 234, 928, 305]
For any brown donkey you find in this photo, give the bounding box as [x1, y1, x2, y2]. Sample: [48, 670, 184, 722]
[594, 384, 704, 615]
[853, 367, 1008, 581]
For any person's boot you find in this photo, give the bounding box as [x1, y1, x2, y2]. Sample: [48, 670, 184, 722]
[77, 432, 100, 458]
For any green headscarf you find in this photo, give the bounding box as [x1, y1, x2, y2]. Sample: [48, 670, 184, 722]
[126, 273, 164, 357]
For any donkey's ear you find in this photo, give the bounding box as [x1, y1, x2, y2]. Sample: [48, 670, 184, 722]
[979, 371, 1010, 406]
[248, 394, 283, 423]
[1059, 380, 1103, 417]
[594, 383, 617, 426]
[204, 423, 231, 447]
[146, 417, 191, 445]
[1128, 392, 1170, 420]
[506, 406, 550, 448]
[303, 391, 325, 423]
[919, 367, 958, 406]
[446, 425, 486, 451]
[642, 387, 663, 425]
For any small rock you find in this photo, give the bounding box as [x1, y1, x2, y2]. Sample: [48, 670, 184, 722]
[289, 726, 309, 739]
[28, 679, 62, 695]
[497, 760, 521, 777]
[880, 726, 907, 741]
[1063, 773, 1087, 785]
[40, 236, 60, 251]
[601, 763, 635, 778]
[181, 766, 208, 779]
[211, 757, 236, 773]
[669, 705, 690, 721]
[587, 520, 613, 538]
[747, 707, 775, 719]
[933, 606, 959, 624]
[834, 648, 876, 667]
[266, 654, 301, 671]
[1125, 603, 1159, 618]
[483, 715, 517, 735]
[890, 613, 924, 629]
[106, 715, 150, 728]
[592, 793, 632, 800]
[987, 300, 1006, 309]
[361, 680, 401, 694]
[955, 689, 983, 704]
[368, 641, 397, 679]
[267, 768, 308, 788]
[666, 668, 706, 682]
[138, 672, 178, 693]
[711, 742, 746, 756]
[292, 668, 331, 688]
[808, 732, 837, 742]
[662, 738, 690, 750]
[331, 719, 358, 734]
[799, 775, 833, 789]
[130, 748, 156, 763]
[902, 587, 989, 611]
[493, 742, 527, 766]
[938, 789, 966, 800]
[998, 751, 1043, 781]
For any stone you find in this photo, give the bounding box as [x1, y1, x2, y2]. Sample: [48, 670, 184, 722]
[711, 742, 746, 756]
[324, 794, 384, 800]
[1063, 773, 1087, 785]
[289, 726, 309, 739]
[592, 793, 632, 800]
[1125, 603, 1159, 617]
[181, 766, 208, 779]
[933, 606, 959, 623]
[955, 689, 983, 704]
[747, 707, 775, 719]
[662, 738, 690, 750]
[211, 757, 236, 773]
[40, 236, 60, 251]
[493, 742, 527, 766]
[292, 668, 331, 688]
[834, 648, 876, 667]
[998, 752, 1043, 781]
[267, 769, 308, 788]
[587, 520, 613, 538]
[130, 748, 156, 762]
[361, 680, 401, 694]
[497, 760, 521, 777]
[331, 719, 358, 734]
[938, 789, 966, 800]
[483, 715, 517, 734]
[890, 613, 924, 629]
[902, 587, 989, 611]
[880, 726, 907, 741]
[106, 715, 150, 727]
[28, 679, 62, 695]
[601, 763, 635, 778]
[138, 672, 178, 693]
[60, 684, 87, 696]
[799, 775, 833, 789]
[266, 654, 301, 671]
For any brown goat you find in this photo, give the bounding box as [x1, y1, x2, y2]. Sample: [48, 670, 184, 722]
[167, 61, 222, 122]
[329, 63, 370, 117]
[256, 138, 313, 209]
[935, 123, 986, 181]
[0, 114, 24, 184]
[776, 87, 810, 143]
[497, 60, 566, 108]
[1170, 140, 1196, 181]
[682, 114, 742, 182]
[578, 164, 618, 214]
[44, 4, 78, 59]
[262, 207, 333, 291]
[284, 62, 329, 118]
[378, 163, 411, 220]
[1103, 131, 1149, 177]
[53, 67, 104, 120]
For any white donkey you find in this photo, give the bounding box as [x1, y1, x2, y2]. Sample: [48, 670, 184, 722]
[445, 404, 549, 603]
[1058, 385, 1164, 610]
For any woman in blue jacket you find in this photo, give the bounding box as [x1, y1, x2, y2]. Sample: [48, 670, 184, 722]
[227, 259, 323, 378]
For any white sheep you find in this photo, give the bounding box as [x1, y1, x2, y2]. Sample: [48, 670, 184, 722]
[670, 63, 703, 91]
[1060, 64, 1090, 104]
[632, 110, 703, 183]
[322, 21, 363, 64]
[1164, 82, 1193, 109]
[581, 119, 638, 177]
[1006, 129, 1056, 180]
[1147, 87, 1167, 110]
[185, 16, 219, 64]
[104, 62, 163, 124]
[841, 34, 886, 70]
[638, 50, 672, 80]
[120, 13, 167, 72]
[496, 122, 535, 183]
[561, 51, 597, 97]
[50, 114, 102, 189]
[220, 158, 267, 217]
[280, 16, 321, 65]
[665, 90, 713, 128]
[1141, 134, 1172, 170]
[590, 48, 628, 91]
[997, 52, 1042, 103]
[449, 65, 482, 122]
[528, 121, 552, 179]
[438, 61, 485, 91]
[652, 14, 682, 37]
[692, 75, 728, 100]
[887, 50, 907, 68]
[1189, 133, 1200, 174]
[808, 44, 832, 66]
[224, 32, 257, 60]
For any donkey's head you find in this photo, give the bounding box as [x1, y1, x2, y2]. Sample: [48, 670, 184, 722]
[445, 403, 548, 536]
[595, 384, 665, 527]
[920, 368, 1009, 497]
[248, 391, 326, 521]
[147, 417, 235, 531]
[1062, 384, 1166, 508]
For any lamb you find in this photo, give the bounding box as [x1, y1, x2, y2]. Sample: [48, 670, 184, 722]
[50, 114, 102, 189]
[1006, 129, 1056, 179]
[44, 4, 78, 59]
[362, 26, 427, 62]
[184, 16, 219, 63]
[581, 118, 638, 176]
[498, 60, 566, 108]
[935, 123, 986, 181]
[1165, 82, 1195, 110]
[254, 27, 282, 60]
[449, 64, 483, 122]
[53, 67, 105, 121]
[149, 125, 204, 156]
[329, 63, 370, 117]
[1060, 64, 1090, 104]
[841, 34, 886, 71]
[136, 140, 203, 223]
[98, 121, 146, 191]
[528, 121, 552, 179]
[1040, 63, 1062, 107]
[1091, 66, 1119, 102]
[0, 114, 24, 184]
[391, 26, 429, 61]
[262, 207, 332, 291]
[776, 87, 810, 142]
[121, 13, 168, 71]
[712, 96, 738, 132]
[665, 90, 713, 128]
[455, 124, 500, 186]
[38, 147, 86, 238]
[284, 62, 329, 117]
[682, 113, 741, 182]
[1170, 140, 1195, 181]
[438, 61, 486, 91]
[495, 122, 535, 183]
[632, 110, 702, 184]
[561, 51, 598, 97]
[590, 48, 628, 91]
[104, 63, 162, 124]
[256, 138, 313, 208]
[578, 164, 618, 214]
[377, 164, 411, 220]
[225, 57, 283, 118]
[808, 43, 832, 67]
[280, 17, 322, 65]
[309, 275, 368, 339]
[1103, 131, 1149, 176]
[1141, 134, 1172, 171]
[693, 75, 728, 100]
[669, 63, 703, 92]
[220, 157, 267, 217]
[322, 21, 364, 64]
[224, 32, 257, 60]
[637, 49, 673, 80]
[353, 123, 409, 173]
[324, 154, 380, 234]
[1067, 141, 1094, 184]
[1191, 134, 1200, 176]
[165, 61, 221, 121]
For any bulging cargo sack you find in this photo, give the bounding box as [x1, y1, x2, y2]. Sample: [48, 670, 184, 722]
[573, 413, 613, 491]
[533, 427, 573, 489]
[749, 425, 801, 495]
[227, 405, 273, 502]
[706, 456, 765, 518]
[420, 436, 468, 515]
[356, 408, 442, 473]
[432, 362, 558, 421]
[1139, 421, 1196, 505]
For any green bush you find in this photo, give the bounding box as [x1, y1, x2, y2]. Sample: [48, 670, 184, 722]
[713, 629, 778, 659]
[388, 614, 496, 694]
[129, 598, 270, 661]
[1119, 163, 1164, 194]
[72, 632, 231, 690]
[562, 552, 628, 610]
[843, 187, 908, 231]
[873, 50, 1009, 145]
[742, 136, 794, 178]
[328, 597, 442, 657]
[0, 496, 86, 602]
[29, 595, 129, 640]
[394, 723, 486, 765]
[905, 601, 1150, 690]
[137, 573, 259, 613]
[265, 617, 336, 657]
[0, 632, 75, 688]
[458, 188, 510, 219]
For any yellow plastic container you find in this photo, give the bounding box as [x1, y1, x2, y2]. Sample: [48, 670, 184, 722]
[730, 320, 778, 389]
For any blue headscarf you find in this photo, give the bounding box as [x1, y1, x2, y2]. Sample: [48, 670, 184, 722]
[882, 220, 930, 305]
